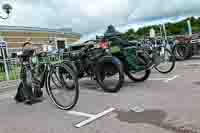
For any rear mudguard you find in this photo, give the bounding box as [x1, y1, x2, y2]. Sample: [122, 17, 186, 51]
[96, 56, 122, 66]
[95, 56, 123, 73]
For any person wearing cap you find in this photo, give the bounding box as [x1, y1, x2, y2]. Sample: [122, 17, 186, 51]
[104, 25, 121, 37]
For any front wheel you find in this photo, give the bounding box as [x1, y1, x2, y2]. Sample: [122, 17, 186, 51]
[96, 57, 124, 93]
[126, 69, 151, 82]
[46, 63, 79, 110]
[173, 44, 190, 60]
[125, 53, 151, 82]
[155, 49, 176, 74]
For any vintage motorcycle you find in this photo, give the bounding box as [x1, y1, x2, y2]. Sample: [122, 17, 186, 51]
[96, 34, 152, 82]
[63, 43, 125, 93]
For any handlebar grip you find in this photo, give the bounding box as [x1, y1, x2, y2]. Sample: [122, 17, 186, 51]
[23, 42, 31, 47]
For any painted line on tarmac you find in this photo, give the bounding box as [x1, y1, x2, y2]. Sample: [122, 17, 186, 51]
[67, 111, 95, 118]
[1, 84, 18, 89]
[0, 90, 15, 100]
[164, 75, 179, 83]
[183, 62, 200, 66]
[74, 107, 115, 128]
[149, 75, 179, 82]
[130, 106, 145, 113]
[149, 78, 168, 81]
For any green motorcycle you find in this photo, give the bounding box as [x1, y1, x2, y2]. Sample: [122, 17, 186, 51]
[97, 35, 151, 82]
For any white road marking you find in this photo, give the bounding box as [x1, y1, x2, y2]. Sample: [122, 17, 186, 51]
[1, 84, 18, 89]
[67, 111, 95, 118]
[130, 106, 145, 113]
[164, 75, 179, 83]
[0, 91, 16, 100]
[149, 78, 168, 81]
[149, 75, 179, 82]
[75, 107, 115, 128]
[183, 63, 200, 66]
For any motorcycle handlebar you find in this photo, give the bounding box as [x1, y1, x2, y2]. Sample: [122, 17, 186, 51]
[22, 42, 31, 48]
[96, 33, 121, 40]
[84, 40, 97, 44]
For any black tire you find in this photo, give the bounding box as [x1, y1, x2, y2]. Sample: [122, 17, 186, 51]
[173, 44, 190, 60]
[125, 53, 151, 82]
[62, 61, 78, 89]
[126, 69, 151, 82]
[96, 57, 124, 93]
[63, 61, 78, 77]
[46, 63, 79, 110]
[154, 49, 176, 74]
[185, 45, 193, 59]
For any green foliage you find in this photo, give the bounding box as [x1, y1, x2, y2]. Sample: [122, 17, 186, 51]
[122, 17, 200, 40]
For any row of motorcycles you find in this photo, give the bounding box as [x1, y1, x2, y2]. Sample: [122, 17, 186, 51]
[62, 32, 176, 93]
[16, 27, 176, 110]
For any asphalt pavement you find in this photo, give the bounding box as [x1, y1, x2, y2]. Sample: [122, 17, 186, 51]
[0, 58, 200, 133]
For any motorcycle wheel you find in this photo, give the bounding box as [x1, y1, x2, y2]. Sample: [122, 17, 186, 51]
[154, 49, 176, 74]
[185, 45, 193, 59]
[96, 59, 124, 93]
[126, 69, 151, 82]
[62, 61, 79, 90]
[125, 53, 151, 82]
[173, 44, 190, 60]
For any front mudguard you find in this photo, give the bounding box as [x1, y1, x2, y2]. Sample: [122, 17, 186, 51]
[63, 60, 78, 77]
[95, 56, 124, 74]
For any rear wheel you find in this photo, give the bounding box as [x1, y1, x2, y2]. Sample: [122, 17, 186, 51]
[46, 63, 79, 110]
[126, 69, 151, 82]
[155, 49, 176, 74]
[173, 44, 190, 60]
[125, 53, 151, 82]
[185, 45, 193, 59]
[96, 59, 124, 93]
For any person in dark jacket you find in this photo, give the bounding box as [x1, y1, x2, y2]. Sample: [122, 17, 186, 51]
[14, 42, 43, 105]
[104, 25, 132, 47]
[104, 25, 121, 37]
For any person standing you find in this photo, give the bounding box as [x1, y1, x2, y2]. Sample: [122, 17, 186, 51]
[14, 41, 42, 105]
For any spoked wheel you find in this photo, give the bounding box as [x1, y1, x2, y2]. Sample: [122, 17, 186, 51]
[173, 44, 190, 60]
[46, 63, 79, 110]
[155, 49, 175, 74]
[96, 59, 124, 93]
[126, 69, 151, 82]
[125, 53, 151, 82]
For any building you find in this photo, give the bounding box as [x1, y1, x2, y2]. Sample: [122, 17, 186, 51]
[0, 25, 81, 56]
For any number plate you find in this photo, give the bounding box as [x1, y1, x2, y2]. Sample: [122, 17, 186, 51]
[111, 46, 121, 53]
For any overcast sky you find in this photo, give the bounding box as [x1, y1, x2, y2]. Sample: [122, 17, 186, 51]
[0, 0, 199, 35]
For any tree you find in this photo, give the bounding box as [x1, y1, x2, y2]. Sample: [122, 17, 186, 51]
[122, 16, 200, 39]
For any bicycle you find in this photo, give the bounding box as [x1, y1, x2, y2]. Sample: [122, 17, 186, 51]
[139, 37, 176, 74]
[18, 42, 79, 110]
